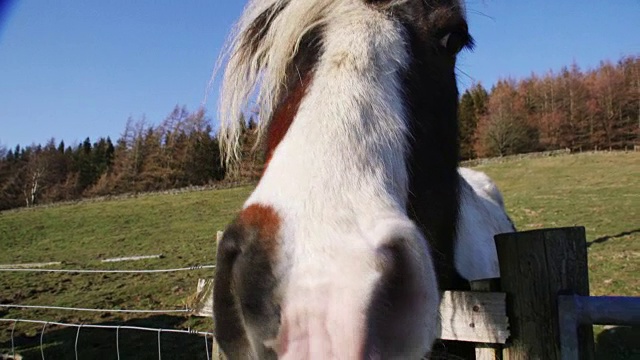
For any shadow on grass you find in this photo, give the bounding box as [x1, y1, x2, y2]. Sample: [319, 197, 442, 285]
[595, 326, 640, 360]
[587, 228, 640, 247]
[0, 315, 213, 360]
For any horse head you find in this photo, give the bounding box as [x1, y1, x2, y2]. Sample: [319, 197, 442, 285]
[214, 1, 474, 358]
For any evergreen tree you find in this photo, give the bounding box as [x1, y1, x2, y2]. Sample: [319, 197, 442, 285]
[459, 83, 489, 159]
[82, 137, 92, 155]
[105, 137, 115, 169]
[459, 90, 476, 159]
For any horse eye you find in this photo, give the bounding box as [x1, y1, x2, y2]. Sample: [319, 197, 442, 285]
[439, 32, 468, 55]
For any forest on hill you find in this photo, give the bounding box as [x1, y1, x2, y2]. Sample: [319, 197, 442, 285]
[459, 56, 638, 159]
[0, 55, 637, 211]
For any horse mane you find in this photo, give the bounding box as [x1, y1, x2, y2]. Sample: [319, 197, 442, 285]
[219, 0, 420, 168]
[217, 0, 343, 170]
[215, 0, 467, 170]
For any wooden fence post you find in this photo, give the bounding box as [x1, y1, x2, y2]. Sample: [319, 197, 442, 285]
[495, 227, 594, 360]
[212, 231, 225, 360]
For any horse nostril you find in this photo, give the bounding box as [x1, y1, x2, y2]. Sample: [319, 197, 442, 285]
[365, 230, 438, 358]
[241, 299, 263, 316]
[217, 225, 244, 263]
[375, 238, 416, 305]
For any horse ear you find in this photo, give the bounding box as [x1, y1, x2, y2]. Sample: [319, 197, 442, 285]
[213, 225, 253, 359]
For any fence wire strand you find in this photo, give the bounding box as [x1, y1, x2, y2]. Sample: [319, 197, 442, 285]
[0, 265, 215, 274]
[10, 320, 16, 358]
[205, 334, 211, 360]
[74, 324, 83, 360]
[0, 318, 214, 336]
[40, 322, 48, 360]
[157, 329, 162, 360]
[0, 303, 191, 313]
[116, 326, 121, 360]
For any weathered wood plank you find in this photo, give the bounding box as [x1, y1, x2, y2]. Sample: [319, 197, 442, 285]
[438, 291, 509, 344]
[193, 278, 215, 317]
[471, 279, 504, 360]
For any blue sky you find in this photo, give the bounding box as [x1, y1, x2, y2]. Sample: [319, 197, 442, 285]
[0, 1, 638, 149]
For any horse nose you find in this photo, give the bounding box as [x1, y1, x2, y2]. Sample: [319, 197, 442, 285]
[274, 296, 368, 360]
[272, 218, 438, 360]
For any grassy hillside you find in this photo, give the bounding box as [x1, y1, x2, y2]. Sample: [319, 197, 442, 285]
[1, 152, 638, 359]
[0, 186, 253, 359]
[478, 152, 640, 360]
[474, 152, 639, 297]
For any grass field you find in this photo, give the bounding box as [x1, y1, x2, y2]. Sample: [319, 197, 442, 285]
[1, 152, 638, 359]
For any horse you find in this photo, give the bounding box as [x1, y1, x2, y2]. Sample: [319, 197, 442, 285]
[456, 167, 516, 281]
[213, 0, 497, 358]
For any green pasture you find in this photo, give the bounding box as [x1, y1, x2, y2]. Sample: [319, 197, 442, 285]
[0, 152, 638, 359]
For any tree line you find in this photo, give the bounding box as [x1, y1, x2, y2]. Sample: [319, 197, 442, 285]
[0, 106, 257, 211]
[460, 55, 639, 159]
[1, 55, 637, 210]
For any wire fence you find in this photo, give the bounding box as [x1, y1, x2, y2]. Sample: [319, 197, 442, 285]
[0, 318, 214, 360]
[1, 261, 218, 359]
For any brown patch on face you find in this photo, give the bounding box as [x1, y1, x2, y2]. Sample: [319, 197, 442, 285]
[238, 204, 282, 256]
[265, 73, 313, 167]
